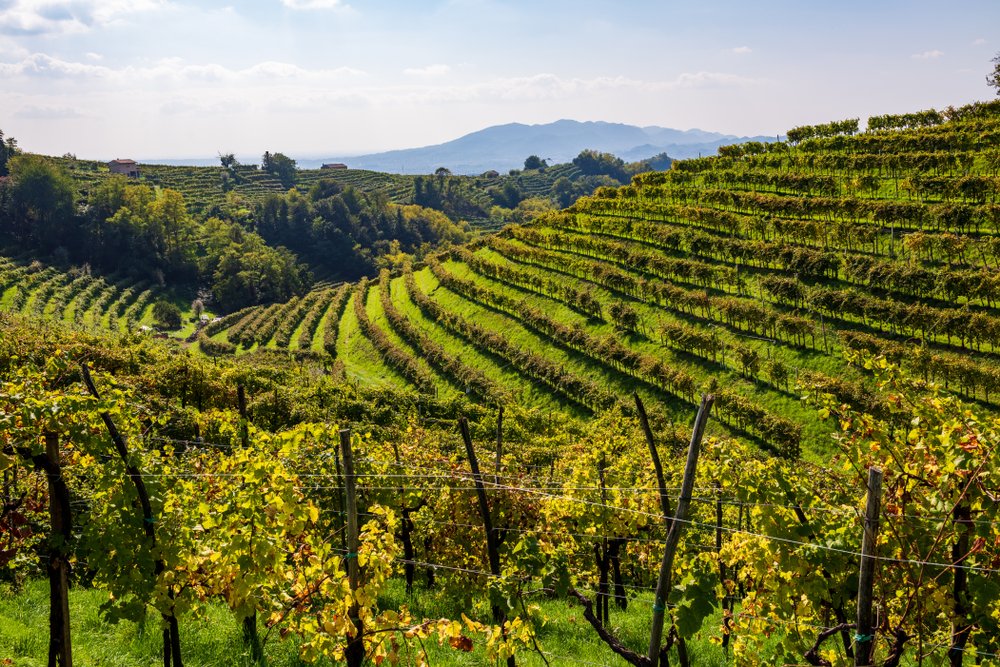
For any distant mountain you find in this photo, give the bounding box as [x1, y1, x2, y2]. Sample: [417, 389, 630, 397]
[299, 120, 778, 174]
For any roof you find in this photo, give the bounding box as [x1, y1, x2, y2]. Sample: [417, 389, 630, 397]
[109, 159, 138, 165]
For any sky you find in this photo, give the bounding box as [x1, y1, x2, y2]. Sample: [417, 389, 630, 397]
[0, 0, 997, 160]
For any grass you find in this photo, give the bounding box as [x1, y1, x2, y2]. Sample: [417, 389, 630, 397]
[337, 291, 411, 388]
[389, 274, 569, 413]
[365, 281, 459, 399]
[0, 578, 745, 667]
[429, 262, 647, 406]
[0, 580, 307, 667]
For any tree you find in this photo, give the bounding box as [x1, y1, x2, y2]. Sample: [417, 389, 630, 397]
[3, 154, 76, 249]
[490, 181, 523, 209]
[552, 176, 576, 208]
[262, 151, 297, 189]
[152, 300, 182, 329]
[572, 149, 627, 183]
[0, 128, 18, 176]
[989, 52, 1000, 95]
[523, 155, 547, 171]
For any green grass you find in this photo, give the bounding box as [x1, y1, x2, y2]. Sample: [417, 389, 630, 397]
[366, 280, 458, 399]
[337, 291, 411, 388]
[389, 274, 569, 413]
[0, 578, 744, 667]
[0, 580, 307, 667]
[429, 262, 648, 405]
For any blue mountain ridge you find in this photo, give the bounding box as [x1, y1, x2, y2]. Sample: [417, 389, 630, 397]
[298, 119, 778, 174]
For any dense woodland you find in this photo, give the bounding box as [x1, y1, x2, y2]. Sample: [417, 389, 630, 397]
[4, 97, 1000, 667]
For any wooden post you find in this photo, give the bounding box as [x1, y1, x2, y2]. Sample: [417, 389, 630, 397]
[392, 441, 416, 594]
[949, 503, 972, 666]
[45, 432, 72, 667]
[494, 406, 504, 485]
[633, 394, 672, 520]
[80, 363, 182, 667]
[855, 467, 883, 666]
[237, 384, 249, 448]
[459, 417, 515, 667]
[648, 394, 714, 666]
[597, 458, 610, 624]
[716, 480, 732, 653]
[340, 429, 365, 667]
[235, 383, 261, 662]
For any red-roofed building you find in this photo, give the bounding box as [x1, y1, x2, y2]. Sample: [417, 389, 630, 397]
[108, 159, 140, 178]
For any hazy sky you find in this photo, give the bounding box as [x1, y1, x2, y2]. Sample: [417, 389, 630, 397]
[0, 0, 997, 160]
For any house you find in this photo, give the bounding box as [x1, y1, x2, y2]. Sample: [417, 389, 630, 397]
[482, 170, 500, 178]
[321, 163, 348, 170]
[108, 159, 140, 178]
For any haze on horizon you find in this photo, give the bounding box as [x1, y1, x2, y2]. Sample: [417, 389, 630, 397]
[0, 0, 997, 162]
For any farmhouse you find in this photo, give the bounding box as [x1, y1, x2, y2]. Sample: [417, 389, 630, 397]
[108, 159, 140, 178]
[321, 163, 348, 170]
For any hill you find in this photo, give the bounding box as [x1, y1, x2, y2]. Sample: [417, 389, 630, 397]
[4, 99, 1000, 667]
[177, 99, 1000, 458]
[306, 119, 776, 174]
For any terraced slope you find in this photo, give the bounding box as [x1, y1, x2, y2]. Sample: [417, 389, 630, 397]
[0, 257, 160, 332]
[197, 101, 1000, 458]
[56, 157, 592, 229]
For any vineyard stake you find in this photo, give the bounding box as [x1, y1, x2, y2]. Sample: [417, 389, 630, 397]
[81, 363, 183, 667]
[715, 479, 732, 653]
[494, 405, 504, 486]
[855, 466, 883, 666]
[45, 432, 73, 667]
[339, 429, 365, 667]
[949, 502, 972, 666]
[647, 393, 714, 667]
[237, 384, 248, 448]
[459, 417, 515, 667]
[391, 441, 416, 594]
[236, 383, 262, 662]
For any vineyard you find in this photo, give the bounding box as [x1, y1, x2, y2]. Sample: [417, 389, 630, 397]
[4, 99, 1000, 667]
[180, 100, 1000, 461]
[55, 156, 591, 231]
[0, 253, 162, 332]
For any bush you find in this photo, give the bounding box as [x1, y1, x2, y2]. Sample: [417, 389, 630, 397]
[152, 300, 182, 329]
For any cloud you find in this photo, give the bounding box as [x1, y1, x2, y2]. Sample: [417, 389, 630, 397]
[0, 0, 168, 36]
[973, 38, 987, 46]
[403, 64, 451, 78]
[911, 49, 944, 60]
[280, 0, 344, 9]
[0, 52, 113, 77]
[361, 71, 764, 107]
[0, 52, 365, 83]
[13, 104, 85, 119]
[730, 46, 752, 55]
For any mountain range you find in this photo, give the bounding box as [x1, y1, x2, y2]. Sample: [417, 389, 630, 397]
[297, 119, 778, 174]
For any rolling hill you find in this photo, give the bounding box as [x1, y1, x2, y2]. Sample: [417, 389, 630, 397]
[156, 99, 1000, 458]
[5, 99, 1000, 667]
[302, 119, 777, 174]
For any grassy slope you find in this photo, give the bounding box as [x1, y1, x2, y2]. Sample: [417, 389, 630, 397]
[0, 578, 740, 667]
[336, 290, 411, 388]
[365, 279, 459, 399]
[390, 273, 571, 412]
